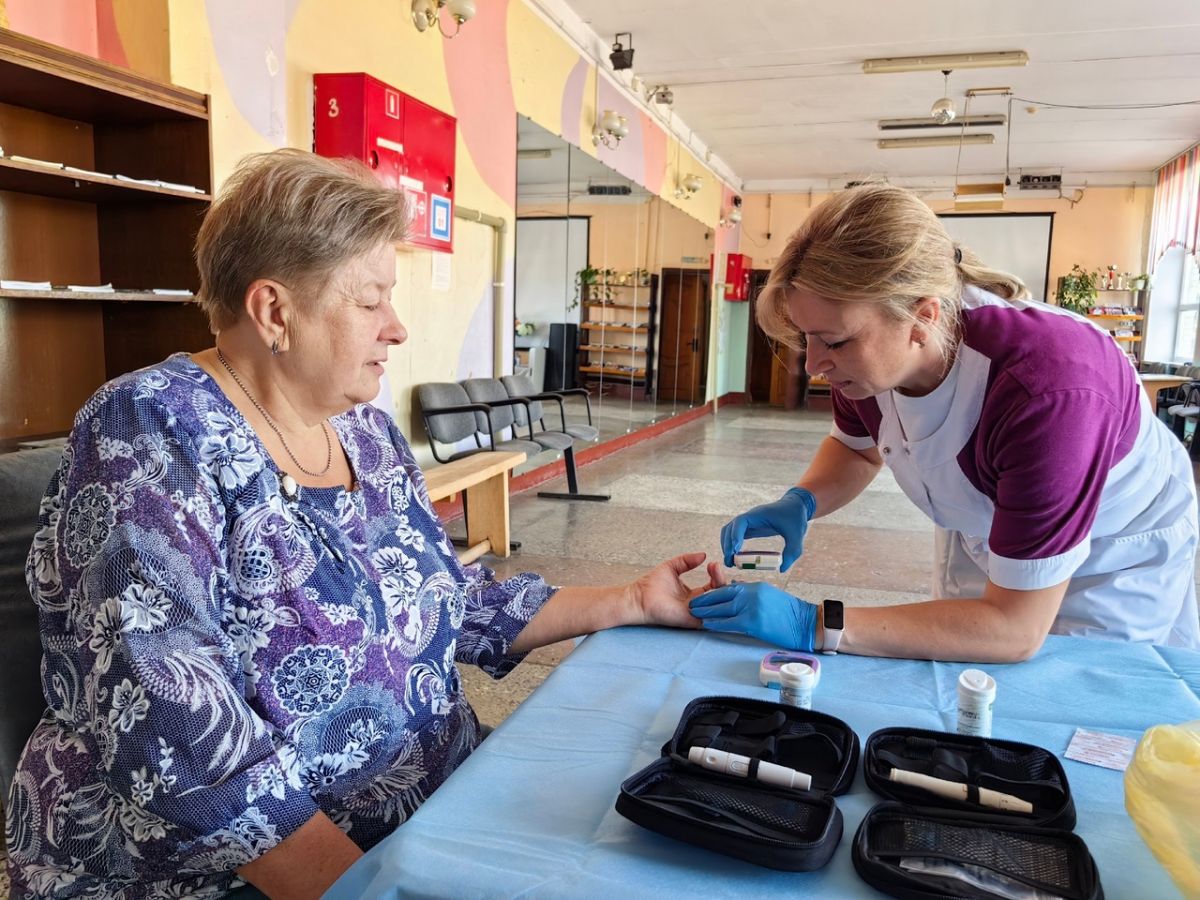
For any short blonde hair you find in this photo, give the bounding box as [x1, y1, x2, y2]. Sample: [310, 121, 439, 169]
[758, 185, 1028, 360]
[196, 149, 409, 331]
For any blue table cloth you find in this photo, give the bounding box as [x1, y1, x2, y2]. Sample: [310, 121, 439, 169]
[328, 629, 1200, 899]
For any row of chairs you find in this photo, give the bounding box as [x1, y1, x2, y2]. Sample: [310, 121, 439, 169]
[415, 374, 609, 502]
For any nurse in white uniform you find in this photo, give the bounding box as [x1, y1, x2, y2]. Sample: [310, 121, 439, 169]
[691, 185, 1199, 661]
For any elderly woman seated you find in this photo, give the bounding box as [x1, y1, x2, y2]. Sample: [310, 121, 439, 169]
[6, 149, 719, 899]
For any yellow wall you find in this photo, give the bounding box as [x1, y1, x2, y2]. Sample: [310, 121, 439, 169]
[154, 0, 732, 462]
[738, 187, 1155, 299]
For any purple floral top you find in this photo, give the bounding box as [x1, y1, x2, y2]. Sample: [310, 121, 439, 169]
[6, 354, 556, 898]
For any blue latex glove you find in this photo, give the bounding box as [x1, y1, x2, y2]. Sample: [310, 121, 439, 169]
[721, 486, 817, 572]
[689, 582, 818, 652]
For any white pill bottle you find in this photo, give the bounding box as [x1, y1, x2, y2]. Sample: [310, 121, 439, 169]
[779, 663, 816, 710]
[956, 668, 996, 737]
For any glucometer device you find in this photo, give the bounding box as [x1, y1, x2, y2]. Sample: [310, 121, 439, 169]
[759, 651, 822, 690]
[731, 549, 782, 570]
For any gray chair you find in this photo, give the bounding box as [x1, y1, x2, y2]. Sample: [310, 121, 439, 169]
[502, 373, 600, 443]
[0, 446, 63, 801]
[415, 382, 544, 553]
[465, 377, 607, 502]
[415, 382, 543, 464]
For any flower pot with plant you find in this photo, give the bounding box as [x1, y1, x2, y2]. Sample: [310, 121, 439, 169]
[1055, 264, 1101, 315]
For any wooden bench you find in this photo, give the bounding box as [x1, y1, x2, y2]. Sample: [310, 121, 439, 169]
[422, 450, 526, 564]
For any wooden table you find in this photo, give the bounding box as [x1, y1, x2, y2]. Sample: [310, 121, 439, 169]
[1139, 373, 1191, 405]
[422, 450, 526, 564]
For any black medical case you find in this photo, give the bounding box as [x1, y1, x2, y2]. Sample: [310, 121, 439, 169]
[853, 727, 1104, 899]
[614, 695, 859, 871]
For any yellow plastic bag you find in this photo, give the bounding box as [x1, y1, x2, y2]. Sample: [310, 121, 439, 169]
[1124, 720, 1200, 897]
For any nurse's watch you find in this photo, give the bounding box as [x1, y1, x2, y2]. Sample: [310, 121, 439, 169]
[821, 599, 844, 655]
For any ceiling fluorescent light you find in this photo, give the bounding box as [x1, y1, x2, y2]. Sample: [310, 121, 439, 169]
[863, 51, 1028, 75]
[965, 86, 1013, 97]
[516, 148, 553, 160]
[878, 134, 995, 149]
[879, 114, 1006, 131]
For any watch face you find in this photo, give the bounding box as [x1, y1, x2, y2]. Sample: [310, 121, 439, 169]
[824, 600, 845, 631]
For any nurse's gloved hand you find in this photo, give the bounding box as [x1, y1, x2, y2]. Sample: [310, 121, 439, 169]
[688, 582, 818, 652]
[720, 486, 817, 572]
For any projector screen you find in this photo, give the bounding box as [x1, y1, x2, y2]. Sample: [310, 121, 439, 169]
[938, 213, 1054, 302]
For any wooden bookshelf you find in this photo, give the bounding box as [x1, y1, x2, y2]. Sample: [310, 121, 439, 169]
[0, 28, 214, 448]
[578, 274, 658, 393]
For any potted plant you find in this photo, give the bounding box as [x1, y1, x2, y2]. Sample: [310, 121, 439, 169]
[571, 266, 600, 310]
[1130, 273, 1150, 291]
[1055, 264, 1101, 314]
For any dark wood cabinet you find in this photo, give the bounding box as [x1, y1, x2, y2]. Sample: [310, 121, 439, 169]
[0, 28, 213, 448]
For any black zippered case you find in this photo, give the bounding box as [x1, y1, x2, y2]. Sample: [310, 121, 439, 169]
[853, 728, 1103, 899]
[614, 695, 859, 871]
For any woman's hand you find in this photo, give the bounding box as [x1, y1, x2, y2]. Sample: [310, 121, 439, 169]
[720, 486, 817, 572]
[689, 582, 819, 651]
[629, 552, 728, 629]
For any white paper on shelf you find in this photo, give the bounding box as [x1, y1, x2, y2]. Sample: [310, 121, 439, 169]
[66, 283, 115, 293]
[7, 155, 64, 169]
[0, 279, 53, 290]
[64, 165, 115, 179]
[150, 288, 194, 296]
[155, 180, 204, 193]
[115, 174, 159, 186]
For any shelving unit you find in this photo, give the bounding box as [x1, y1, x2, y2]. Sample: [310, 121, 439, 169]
[1084, 288, 1149, 368]
[578, 276, 658, 395]
[0, 28, 213, 449]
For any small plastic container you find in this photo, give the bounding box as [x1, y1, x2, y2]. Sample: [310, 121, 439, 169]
[956, 668, 996, 737]
[731, 550, 781, 571]
[779, 662, 816, 710]
[759, 651, 821, 690]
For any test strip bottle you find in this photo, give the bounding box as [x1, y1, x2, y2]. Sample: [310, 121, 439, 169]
[779, 662, 815, 710]
[956, 668, 996, 737]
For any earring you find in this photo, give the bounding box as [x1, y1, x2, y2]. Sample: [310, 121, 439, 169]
[271, 339, 279, 356]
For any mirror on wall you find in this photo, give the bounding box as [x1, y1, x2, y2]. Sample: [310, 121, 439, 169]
[514, 115, 714, 446]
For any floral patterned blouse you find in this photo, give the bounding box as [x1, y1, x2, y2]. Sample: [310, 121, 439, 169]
[5, 354, 556, 898]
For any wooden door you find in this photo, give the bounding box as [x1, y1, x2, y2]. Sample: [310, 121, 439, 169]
[657, 268, 710, 403]
[746, 269, 773, 402]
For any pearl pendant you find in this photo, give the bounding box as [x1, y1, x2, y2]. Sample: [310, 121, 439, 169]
[280, 472, 299, 501]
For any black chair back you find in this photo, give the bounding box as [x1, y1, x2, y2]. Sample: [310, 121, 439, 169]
[0, 446, 62, 800]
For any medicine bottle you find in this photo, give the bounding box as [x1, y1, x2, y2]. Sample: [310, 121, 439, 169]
[779, 663, 815, 710]
[956, 668, 996, 737]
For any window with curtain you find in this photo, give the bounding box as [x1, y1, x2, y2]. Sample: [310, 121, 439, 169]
[1148, 145, 1200, 364]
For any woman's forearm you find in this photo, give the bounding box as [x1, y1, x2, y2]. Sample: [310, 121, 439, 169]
[509, 584, 637, 654]
[238, 810, 363, 899]
[798, 436, 882, 518]
[835, 579, 1068, 663]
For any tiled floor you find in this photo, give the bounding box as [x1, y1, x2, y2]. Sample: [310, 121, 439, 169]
[462, 404, 938, 726]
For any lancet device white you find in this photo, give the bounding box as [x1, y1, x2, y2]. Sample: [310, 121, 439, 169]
[687, 746, 812, 791]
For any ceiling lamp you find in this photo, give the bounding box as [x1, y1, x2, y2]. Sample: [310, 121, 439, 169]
[411, 0, 476, 38]
[610, 33, 635, 71]
[674, 172, 703, 199]
[930, 70, 956, 124]
[878, 134, 994, 149]
[862, 51, 1028, 74]
[878, 114, 1006, 131]
[592, 109, 629, 149]
[720, 196, 743, 227]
